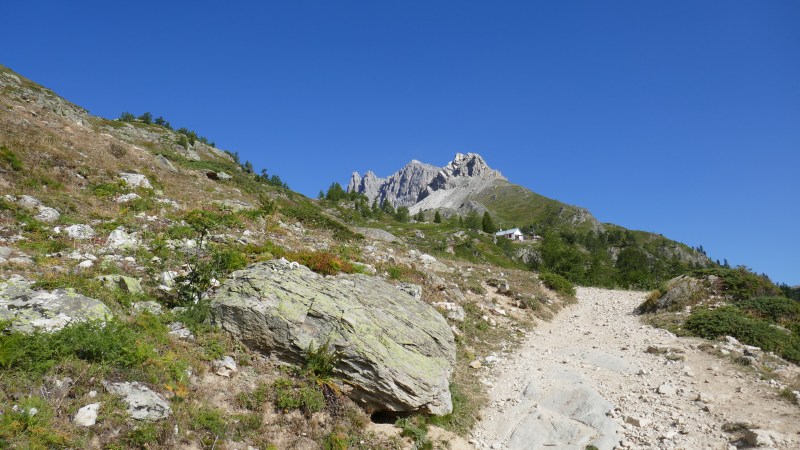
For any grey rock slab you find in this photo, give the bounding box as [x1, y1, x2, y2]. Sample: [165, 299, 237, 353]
[0, 277, 113, 333]
[103, 381, 171, 421]
[154, 154, 178, 172]
[35, 206, 61, 223]
[492, 367, 620, 450]
[209, 259, 456, 415]
[105, 227, 139, 250]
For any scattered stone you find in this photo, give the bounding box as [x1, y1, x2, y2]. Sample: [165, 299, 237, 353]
[470, 360, 483, 369]
[115, 193, 142, 203]
[744, 428, 779, 447]
[132, 301, 163, 315]
[105, 227, 139, 250]
[212, 356, 238, 377]
[103, 381, 171, 421]
[154, 154, 178, 172]
[73, 403, 100, 427]
[657, 383, 677, 396]
[168, 322, 194, 341]
[64, 224, 95, 240]
[119, 172, 152, 189]
[432, 302, 466, 322]
[35, 206, 60, 223]
[205, 171, 232, 181]
[78, 260, 94, 269]
[96, 274, 143, 294]
[625, 416, 651, 428]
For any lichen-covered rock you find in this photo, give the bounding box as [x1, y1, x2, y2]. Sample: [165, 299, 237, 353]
[96, 274, 143, 294]
[103, 381, 171, 421]
[209, 259, 456, 415]
[637, 275, 717, 313]
[119, 172, 152, 189]
[0, 276, 113, 333]
[64, 224, 95, 240]
[105, 227, 139, 250]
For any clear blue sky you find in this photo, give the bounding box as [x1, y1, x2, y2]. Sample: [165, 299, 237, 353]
[2, 1, 798, 285]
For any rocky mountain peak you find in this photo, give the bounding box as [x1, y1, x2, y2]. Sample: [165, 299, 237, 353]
[347, 153, 505, 209]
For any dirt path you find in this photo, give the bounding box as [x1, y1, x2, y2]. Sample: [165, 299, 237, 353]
[470, 287, 800, 450]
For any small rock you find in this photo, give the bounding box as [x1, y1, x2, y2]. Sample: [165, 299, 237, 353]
[116, 193, 142, 203]
[168, 322, 194, 341]
[35, 206, 60, 223]
[119, 172, 152, 189]
[625, 416, 651, 427]
[64, 224, 95, 240]
[212, 356, 238, 377]
[96, 274, 143, 293]
[132, 301, 163, 315]
[469, 360, 482, 369]
[397, 282, 422, 300]
[105, 227, 139, 250]
[657, 383, 677, 396]
[78, 260, 94, 269]
[73, 403, 100, 427]
[744, 429, 779, 447]
[103, 381, 171, 421]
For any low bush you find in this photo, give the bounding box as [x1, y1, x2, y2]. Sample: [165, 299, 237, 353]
[737, 296, 800, 324]
[273, 378, 325, 415]
[0, 145, 23, 171]
[287, 250, 353, 276]
[0, 319, 151, 374]
[236, 382, 271, 411]
[685, 306, 800, 363]
[191, 406, 228, 443]
[281, 202, 361, 241]
[692, 267, 782, 301]
[539, 272, 576, 297]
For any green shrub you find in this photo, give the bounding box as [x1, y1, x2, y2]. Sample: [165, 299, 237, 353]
[0, 319, 152, 374]
[281, 202, 360, 241]
[273, 378, 325, 415]
[692, 267, 783, 301]
[236, 382, 270, 411]
[0, 145, 23, 171]
[737, 296, 800, 324]
[323, 431, 349, 450]
[89, 181, 127, 198]
[539, 272, 576, 297]
[685, 306, 800, 363]
[287, 250, 353, 276]
[395, 416, 431, 450]
[125, 423, 161, 448]
[305, 339, 341, 382]
[191, 406, 227, 440]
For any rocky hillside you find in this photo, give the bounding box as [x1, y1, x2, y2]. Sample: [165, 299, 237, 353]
[0, 65, 581, 449]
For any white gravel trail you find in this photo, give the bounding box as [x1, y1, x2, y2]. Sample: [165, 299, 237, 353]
[471, 287, 800, 450]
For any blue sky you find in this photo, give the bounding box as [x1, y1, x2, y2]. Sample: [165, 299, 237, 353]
[2, 1, 798, 285]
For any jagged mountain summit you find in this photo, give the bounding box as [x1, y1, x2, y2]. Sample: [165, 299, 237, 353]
[348, 152, 509, 214]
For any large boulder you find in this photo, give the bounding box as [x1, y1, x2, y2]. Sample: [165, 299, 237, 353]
[209, 259, 456, 415]
[0, 276, 113, 333]
[103, 381, 171, 421]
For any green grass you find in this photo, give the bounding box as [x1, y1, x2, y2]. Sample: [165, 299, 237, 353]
[0, 145, 23, 171]
[273, 378, 325, 415]
[539, 272, 576, 297]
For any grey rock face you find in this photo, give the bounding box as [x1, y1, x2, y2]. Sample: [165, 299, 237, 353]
[347, 153, 508, 215]
[348, 160, 440, 208]
[0, 276, 113, 333]
[103, 381, 171, 421]
[209, 259, 456, 415]
[154, 154, 178, 172]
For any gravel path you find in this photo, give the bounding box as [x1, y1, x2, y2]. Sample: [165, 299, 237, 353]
[471, 287, 800, 450]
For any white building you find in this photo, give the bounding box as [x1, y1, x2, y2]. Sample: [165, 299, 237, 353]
[495, 228, 524, 241]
